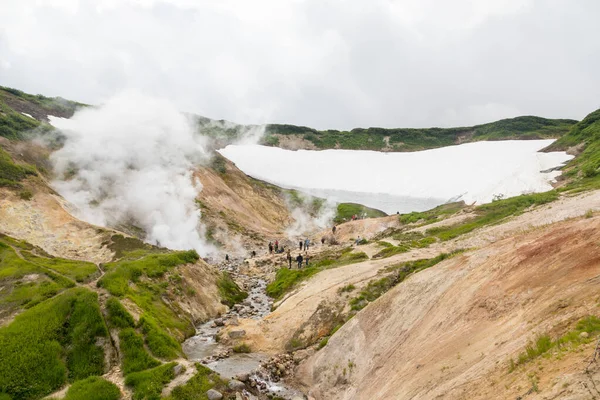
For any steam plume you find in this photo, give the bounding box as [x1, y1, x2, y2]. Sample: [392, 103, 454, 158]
[50, 91, 215, 254]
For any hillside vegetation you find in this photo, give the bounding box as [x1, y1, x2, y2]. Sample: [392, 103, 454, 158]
[0, 233, 231, 400]
[262, 116, 576, 151]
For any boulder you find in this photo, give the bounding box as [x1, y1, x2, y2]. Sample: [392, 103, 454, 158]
[206, 389, 223, 400]
[228, 379, 246, 391]
[580, 331, 590, 339]
[236, 373, 250, 382]
[228, 330, 246, 339]
[173, 364, 184, 376]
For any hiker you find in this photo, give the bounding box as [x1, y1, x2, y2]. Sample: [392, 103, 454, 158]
[355, 236, 361, 245]
[225, 254, 229, 262]
[251, 250, 256, 258]
[275, 240, 279, 253]
[304, 238, 310, 251]
[299, 240, 303, 251]
[321, 236, 325, 245]
[268, 242, 273, 254]
[332, 225, 337, 234]
[296, 254, 303, 269]
[287, 250, 292, 268]
[305, 252, 309, 266]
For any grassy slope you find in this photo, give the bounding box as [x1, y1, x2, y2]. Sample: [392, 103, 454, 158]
[0, 233, 234, 400]
[335, 203, 387, 223]
[0, 287, 107, 400]
[266, 248, 369, 299]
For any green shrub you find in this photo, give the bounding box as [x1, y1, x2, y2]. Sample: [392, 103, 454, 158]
[0, 148, 37, 188]
[232, 343, 251, 353]
[125, 363, 176, 400]
[18, 189, 33, 200]
[338, 284, 356, 293]
[119, 328, 161, 375]
[510, 316, 600, 371]
[217, 272, 248, 307]
[64, 377, 121, 400]
[317, 337, 329, 349]
[139, 315, 181, 359]
[165, 364, 226, 400]
[106, 297, 135, 328]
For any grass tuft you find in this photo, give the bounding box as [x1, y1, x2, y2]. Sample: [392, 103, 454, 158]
[64, 376, 121, 400]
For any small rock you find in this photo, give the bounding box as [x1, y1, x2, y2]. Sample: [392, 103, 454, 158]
[228, 330, 246, 339]
[206, 389, 223, 400]
[581, 331, 590, 339]
[292, 397, 305, 400]
[214, 318, 225, 327]
[173, 364, 184, 376]
[228, 379, 246, 391]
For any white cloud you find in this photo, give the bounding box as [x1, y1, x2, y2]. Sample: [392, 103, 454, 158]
[1, 0, 599, 129]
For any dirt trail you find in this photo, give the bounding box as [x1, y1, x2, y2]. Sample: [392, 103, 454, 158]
[296, 213, 600, 399]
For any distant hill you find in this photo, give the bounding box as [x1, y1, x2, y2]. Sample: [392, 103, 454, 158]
[195, 110, 576, 152]
[262, 116, 577, 152]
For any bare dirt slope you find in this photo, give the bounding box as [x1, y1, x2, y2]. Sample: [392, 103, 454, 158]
[296, 214, 600, 400]
[228, 191, 600, 356]
[195, 157, 292, 253]
[0, 186, 114, 263]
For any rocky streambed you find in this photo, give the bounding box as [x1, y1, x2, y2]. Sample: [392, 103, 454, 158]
[183, 259, 305, 400]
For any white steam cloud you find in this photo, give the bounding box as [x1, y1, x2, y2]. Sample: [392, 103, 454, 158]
[50, 91, 215, 254]
[284, 194, 336, 239]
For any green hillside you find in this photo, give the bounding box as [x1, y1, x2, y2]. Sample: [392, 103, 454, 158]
[263, 116, 577, 152]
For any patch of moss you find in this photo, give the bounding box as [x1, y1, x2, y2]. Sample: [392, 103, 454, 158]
[217, 272, 248, 307]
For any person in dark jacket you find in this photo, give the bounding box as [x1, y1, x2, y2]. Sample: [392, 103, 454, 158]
[299, 240, 303, 251]
[296, 254, 303, 269]
[268, 242, 273, 254]
[286, 250, 292, 268]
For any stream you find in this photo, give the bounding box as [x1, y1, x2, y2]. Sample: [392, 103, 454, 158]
[182, 259, 305, 399]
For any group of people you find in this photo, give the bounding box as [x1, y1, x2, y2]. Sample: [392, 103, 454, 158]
[268, 240, 285, 254]
[299, 238, 310, 251]
[287, 250, 309, 269]
[266, 239, 312, 269]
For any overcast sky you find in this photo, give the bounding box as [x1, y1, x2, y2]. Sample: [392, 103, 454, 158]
[1, 0, 599, 130]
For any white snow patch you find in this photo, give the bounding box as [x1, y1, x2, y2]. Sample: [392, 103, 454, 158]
[20, 112, 34, 119]
[219, 140, 573, 214]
